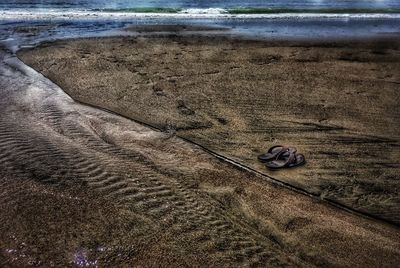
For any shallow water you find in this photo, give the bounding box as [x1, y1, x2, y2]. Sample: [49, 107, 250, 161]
[1, 15, 399, 43]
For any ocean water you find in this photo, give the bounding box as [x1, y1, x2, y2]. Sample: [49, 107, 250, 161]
[1, 0, 400, 11]
[0, 1, 399, 40]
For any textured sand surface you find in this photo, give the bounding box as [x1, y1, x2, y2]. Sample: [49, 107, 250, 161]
[18, 36, 400, 226]
[0, 32, 397, 266]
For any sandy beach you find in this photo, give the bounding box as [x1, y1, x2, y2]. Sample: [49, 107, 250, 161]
[0, 19, 399, 266]
[18, 35, 400, 225]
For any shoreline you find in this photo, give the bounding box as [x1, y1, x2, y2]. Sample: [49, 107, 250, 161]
[18, 29, 400, 50]
[2, 15, 400, 46]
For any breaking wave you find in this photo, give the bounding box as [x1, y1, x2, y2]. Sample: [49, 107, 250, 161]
[100, 7, 400, 15]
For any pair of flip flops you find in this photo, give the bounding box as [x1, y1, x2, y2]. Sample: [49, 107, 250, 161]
[258, 145, 305, 170]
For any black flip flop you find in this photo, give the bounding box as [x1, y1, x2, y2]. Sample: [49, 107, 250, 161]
[258, 145, 296, 162]
[265, 150, 305, 170]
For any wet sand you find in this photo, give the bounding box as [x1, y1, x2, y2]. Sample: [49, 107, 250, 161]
[18, 35, 400, 225]
[0, 31, 398, 266]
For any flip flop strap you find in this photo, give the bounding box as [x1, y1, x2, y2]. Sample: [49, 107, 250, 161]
[285, 153, 297, 167]
[275, 149, 296, 167]
[267, 145, 285, 154]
